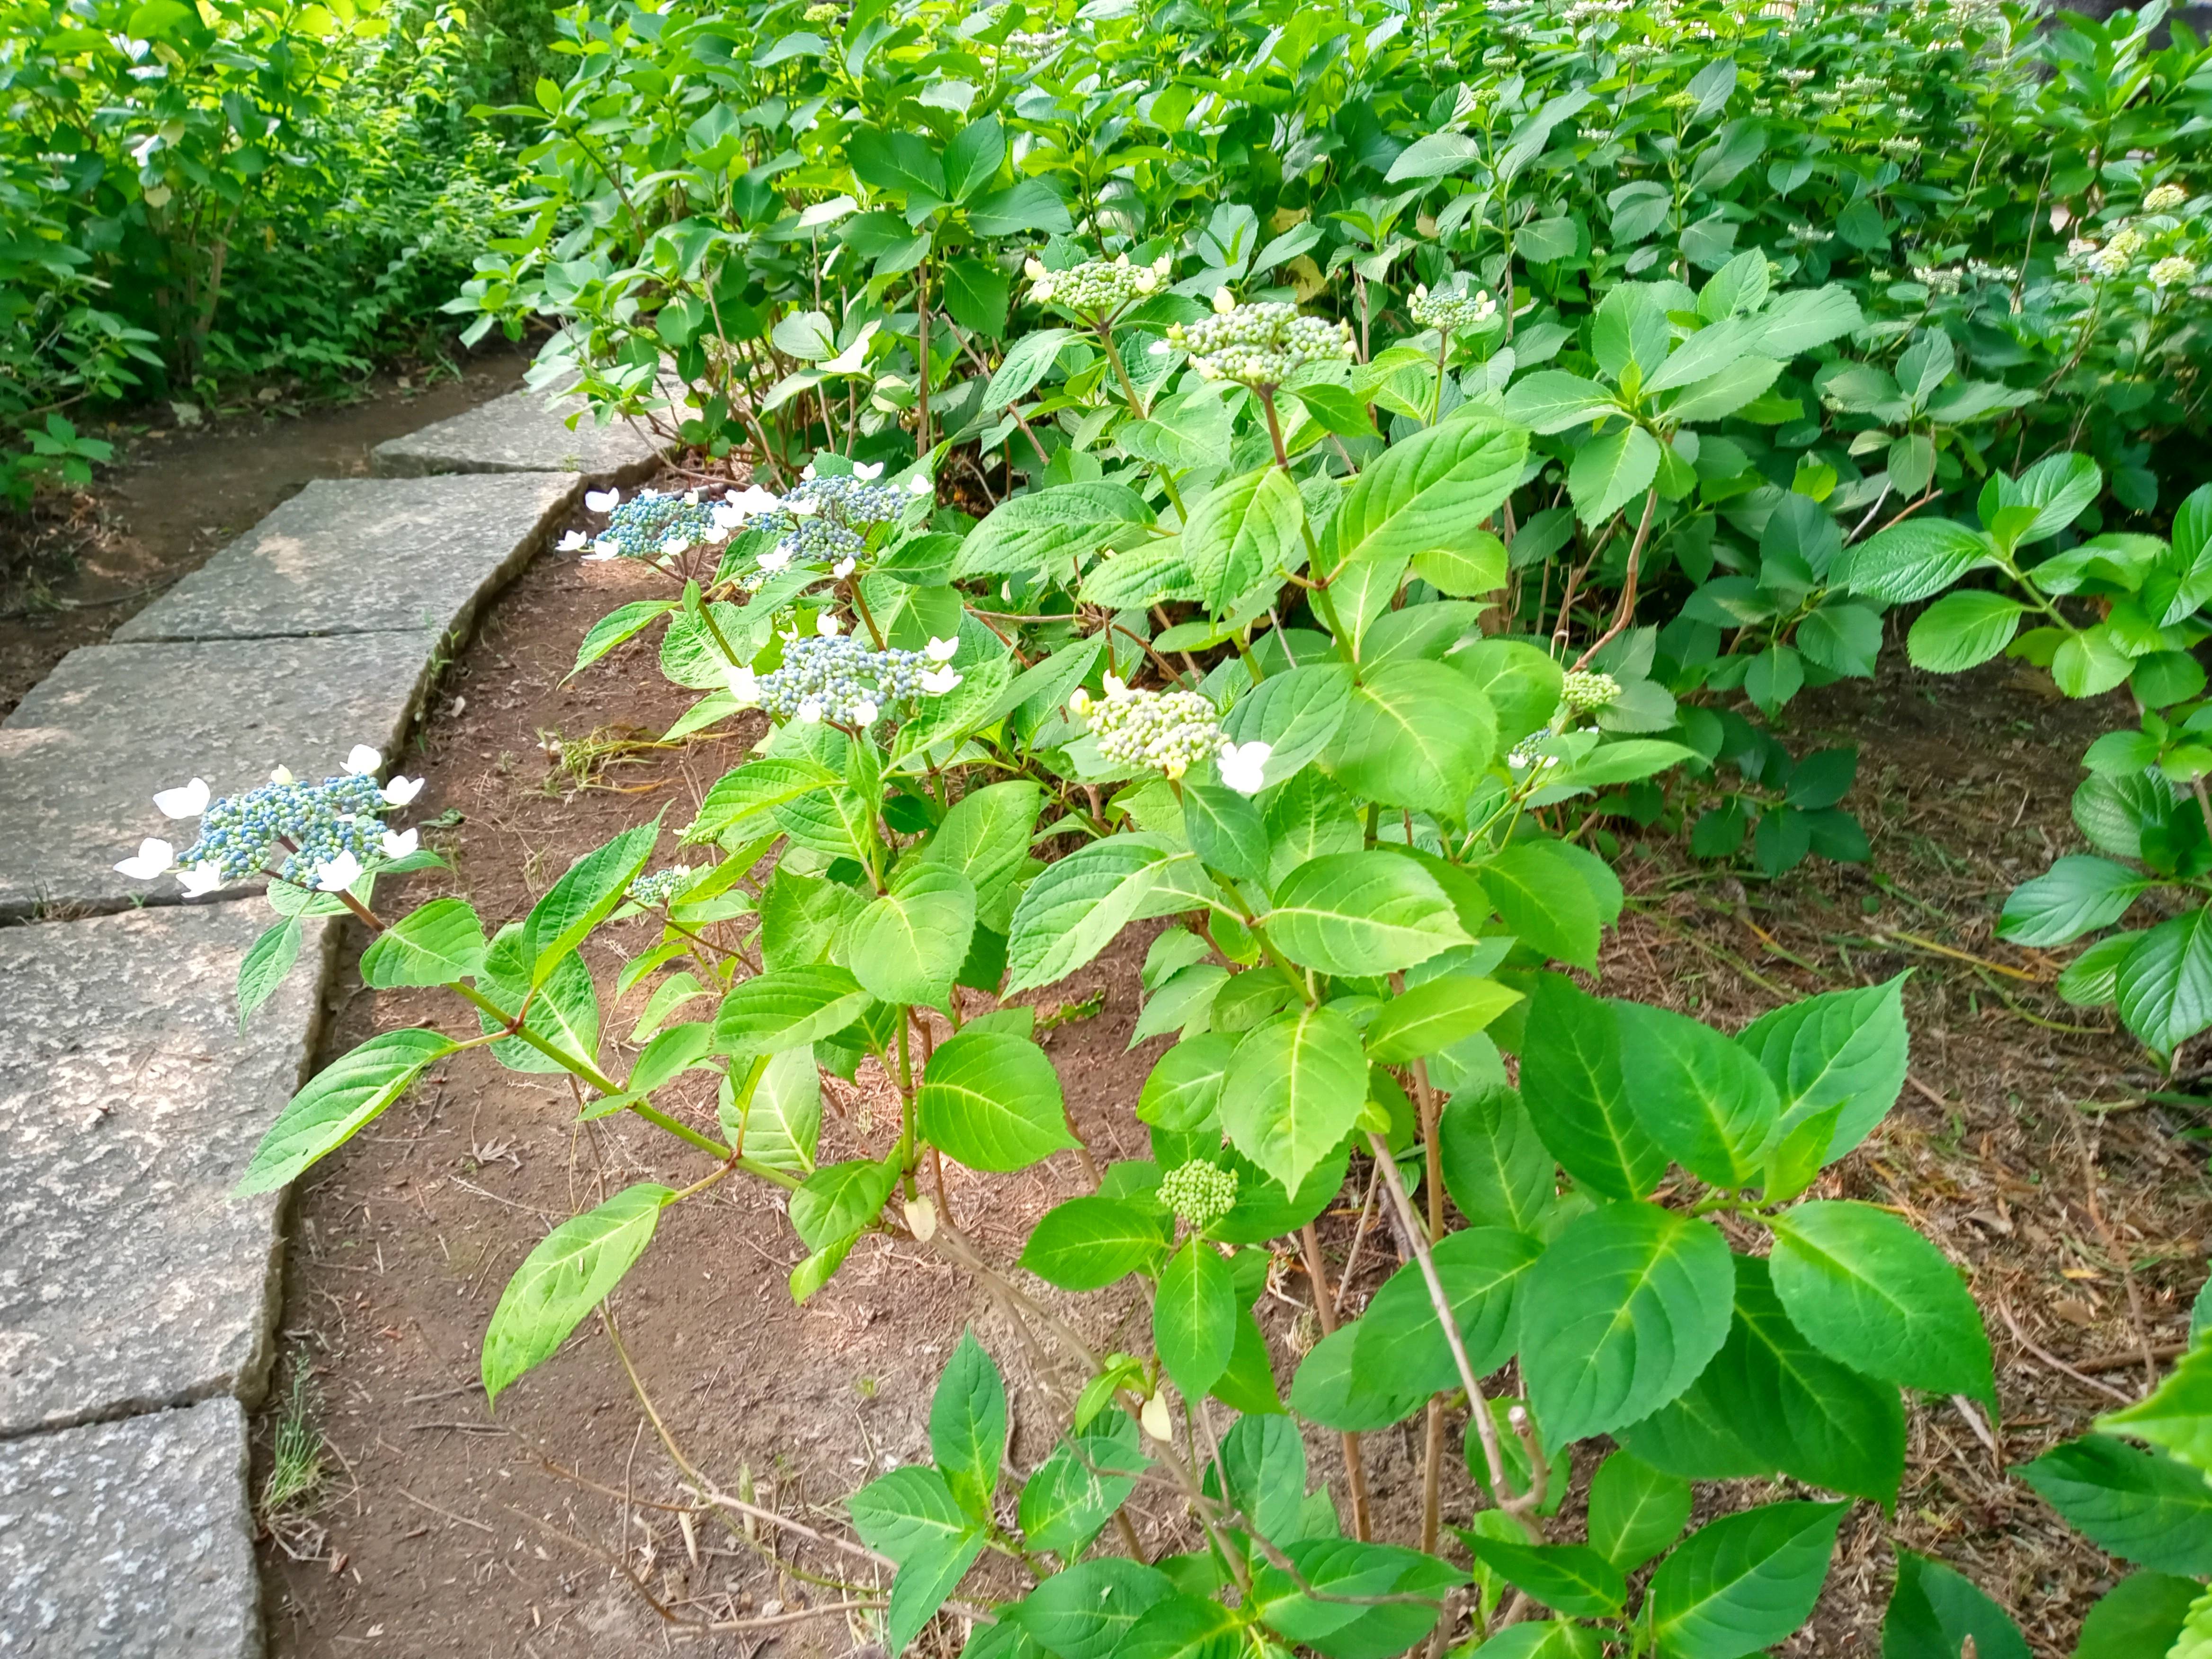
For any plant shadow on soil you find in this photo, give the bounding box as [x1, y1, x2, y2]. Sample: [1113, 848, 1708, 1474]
[256, 479, 2212, 1658]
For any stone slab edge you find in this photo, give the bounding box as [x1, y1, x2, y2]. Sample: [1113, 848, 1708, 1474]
[370, 383, 668, 485]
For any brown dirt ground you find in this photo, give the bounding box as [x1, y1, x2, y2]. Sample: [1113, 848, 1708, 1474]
[250, 486, 2212, 1659]
[0, 345, 528, 716]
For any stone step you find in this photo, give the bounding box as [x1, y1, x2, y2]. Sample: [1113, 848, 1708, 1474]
[0, 634, 436, 918]
[0, 1398, 260, 1658]
[0, 902, 333, 1437]
[116, 473, 579, 644]
[371, 371, 672, 482]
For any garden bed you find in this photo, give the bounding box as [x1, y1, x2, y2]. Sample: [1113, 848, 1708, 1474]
[253, 480, 2209, 1657]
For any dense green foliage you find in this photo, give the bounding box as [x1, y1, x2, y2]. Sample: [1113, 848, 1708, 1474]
[0, 0, 538, 502]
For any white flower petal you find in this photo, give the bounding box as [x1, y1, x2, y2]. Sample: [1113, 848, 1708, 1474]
[343, 744, 382, 776]
[381, 776, 424, 807]
[557, 530, 588, 553]
[176, 861, 226, 898]
[314, 851, 365, 892]
[726, 666, 760, 706]
[114, 838, 174, 881]
[817, 612, 842, 637]
[584, 488, 620, 513]
[920, 667, 963, 695]
[925, 635, 960, 663]
[852, 461, 884, 481]
[269, 766, 295, 786]
[153, 777, 210, 819]
[796, 699, 824, 723]
[381, 827, 419, 860]
[852, 699, 879, 724]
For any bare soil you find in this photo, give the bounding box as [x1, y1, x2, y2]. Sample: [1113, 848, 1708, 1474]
[250, 490, 2211, 1658]
[0, 347, 528, 716]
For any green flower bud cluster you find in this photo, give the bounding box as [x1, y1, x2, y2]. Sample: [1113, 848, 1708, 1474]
[1071, 681, 1225, 780]
[1160, 1160, 1238, 1230]
[2144, 183, 2190, 215]
[626, 866, 698, 906]
[1167, 298, 1353, 389]
[1026, 253, 1171, 316]
[1409, 279, 1498, 334]
[1561, 669, 1623, 714]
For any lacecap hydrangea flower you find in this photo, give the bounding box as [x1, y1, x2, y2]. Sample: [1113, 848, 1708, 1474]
[1165, 293, 1354, 390]
[1409, 278, 1500, 334]
[2144, 183, 2190, 215]
[726, 633, 962, 727]
[1160, 1160, 1238, 1230]
[115, 744, 424, 895]
[626, 865, 698, 906]
[1561, 669, 1623, 714]
[1068, 677, 1271, 792]
[744, 464, 930, 576]
[1026, 252, 1172, 317]
[585, 488, 723, 563]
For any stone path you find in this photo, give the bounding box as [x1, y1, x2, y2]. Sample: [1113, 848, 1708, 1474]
[0, 372, 667, 1654]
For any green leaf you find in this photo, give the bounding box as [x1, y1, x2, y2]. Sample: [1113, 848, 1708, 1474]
[968, 177, 1071, 237]
[847, 863, 977, 1008]
[2114, 907, 2212, 1054]
[1366, 975, 1521, 1063]
[1881, 1550, 2030, 1659]
[1178, 781, 1268, 886]
[954, 481, 1149, 580]
[1505, 370, 1621, 434]
[1479, 840, 1605, 970]
[237, 917, 303, 1031]
[1460, 1621, 1604, 1658]
[1649, 1501, 1846, 1659]
[1138, 1034, 1236, 1132]
[571, 600, 677, 678]
[1265, 851, 1471, 977]
[1520, 1201, 1736, 1442]
[683, 757, 836, 845]
[1006, 1559, 1175, 1657]
[481, 1183, 671, 1405]
[1907, 590, 2026, 672]
[1465, 1538, 1625, 1618]
[1019, 1419, 1149, 1557]
[1847, 518, 1991, 604]
[476, 933, 600, 1074]
[1183, 465, 1304, 608]
[1999, 856, 2150, 947]
[1439, 1085, 1558, 1232]
[943, 114, 1006, 200]
[918, 1029, 1080, 1170]
[1329, 414, 1529, 575]
[1154, 1238, 1237, 1401]
[981, 328, 1078, 410]
[1220, 663, 1355, 790]
[2073, 1573, 2202, 1659]
[1568, 425, 1662, 526]
[1321, 660, 1497, 818]
[1006, 834, 1199, 994]
[2097, 1339, 2212, 1480]
[1115, 1594, 1245, 1659]
[1766, 1200, 1994, 1401]
[1736, 974, 1909, 1161]
[931, 1330, 1008, 1521]
[2019, 1434, 2212, 1574]
[730, 1047, 820, 1174]
[1702, 1255, 1905, 1504]
[847, 126, 946, 202]
[1021, 1196, 1170, 1289]
[238, 1028, 455, 1194]
[788, 1156, 897, 1251]
[360, 897, 488, 989]
[714, 964, 873, 1054]
[1617, 1385, 1777, 1481]
[1519, 974, 1667, 1201]
[521, 820, 660, 984]
[1349, 1226, 1543, 1395]
[1613, 1002, 1779, 1187]
[885, 1531, 987, 1655]
[2052, 624, 2138, 699]
[850, 1463, 973, 1568]
[1219, 1004, 1368, 1193]
[1586, 1451, 1690, 1570]
[1249, 1535, 1465, 1653]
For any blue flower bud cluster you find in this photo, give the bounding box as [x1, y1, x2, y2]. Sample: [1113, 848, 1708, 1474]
[601, 491, 720, 559]
[182, 774, 392, 884]
[751, 635, 932, 725]
[768, 516, 865, 568]
[626, 866, 698, 906]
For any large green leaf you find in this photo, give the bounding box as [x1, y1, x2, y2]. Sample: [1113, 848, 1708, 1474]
[360, 896, 487, 989]
[1613, 1001, 1778, 1187]
[1478, 839, 1606, 970]
[2072, 1573, 2202, 1659]
[1701, 1256, 1905, 1504]
[1221, 663, 1355, 790]
[846, 863, 977, 1007]
[1999, 856, 2151, 947]
[1846, 518, 1991, 604]
[521, 820, 660, 984]
[2114, 906, 2212, 1054]
[1766, 1200, 1994, 1401]
[1006, 1559, 1175, 1657]
[1586, 1451, 1690, 1570]
[476, 930, 600, 1075]
[920, 780, 1043, 926]
[1018, 1419, 1149, 1557]
[930, 1330, 1008, 1521]
[1264, 851, 1470, 977]
[1880, 1550, 2030, 1659]
[1906, 590, 2026, 672]
[953, 481, 1149, 579]
[1567, 425, 1661, 526]
[1006, 834, 1199, 993]
[1735, 974, 1908, 1161]
[1520, 1200, 1736, 1442]
[1153, 1238, 1237, 1401]
[682, 757, 836, 846]
[1464, 1538, 1625, 1618]
[1327, 413, 1528, 575]
[714, 964, 873, 1055]
[1518, 974, 1667, 1200]
[787, 1156, 897, 1250]
[1320, 660, 1496, 817]
[1439, 1084, 1558, 1233]
[2018, 1435, 2212, 1574]
[917, 1028, 1080, 1170]
[1021, 1195, 1170, 1288]
[2098, 1339, 2212, 1481]
[237, 1027, 456, 1194]
[1218, 1004, 1368, 1193]
[732, 1047, 821, 1174]
[1366, 975, 1522, 1063]
[481, 1183, 671, 1404]
[1648, 1501, 1846, 1659]
[1183, 464, 1304, 608]
[1348, 1226, 1543, 1395]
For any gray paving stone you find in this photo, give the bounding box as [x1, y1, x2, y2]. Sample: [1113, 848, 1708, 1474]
[0, 633, 435, 918]
[0, 902, 332, 1436]
[115, 472, 579, 643]
[0, 1398, 260, 1658]
[372, 371, 673, 482]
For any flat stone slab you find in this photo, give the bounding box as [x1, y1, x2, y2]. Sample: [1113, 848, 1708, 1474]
[372, 372, 672, 482]
[0, 1398, 259, 1657]
[0, 902, 331, 1436]
[0, 633, 435, 918]
[116, 472, 578, 643]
